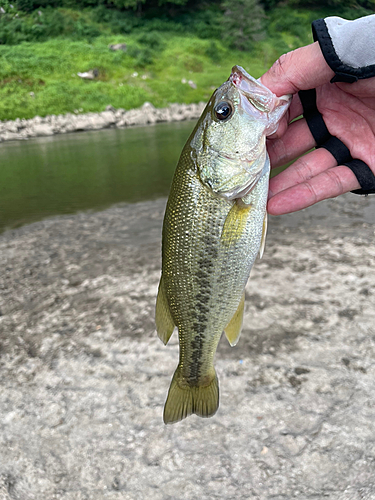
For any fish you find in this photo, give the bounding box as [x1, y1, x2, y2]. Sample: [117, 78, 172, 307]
[155, 66, 291, 424]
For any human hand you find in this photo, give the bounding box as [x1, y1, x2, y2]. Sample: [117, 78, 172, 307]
[260, 42, 375, 215]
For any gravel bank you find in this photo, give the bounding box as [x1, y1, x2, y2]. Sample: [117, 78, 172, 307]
[0, 193, 374, 499]
[0, 102, 206, 143]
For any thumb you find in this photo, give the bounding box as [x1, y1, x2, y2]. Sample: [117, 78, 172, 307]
[260, 42, 335, 97]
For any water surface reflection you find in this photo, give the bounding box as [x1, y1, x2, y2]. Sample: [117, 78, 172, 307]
[0, 121, 195, 232]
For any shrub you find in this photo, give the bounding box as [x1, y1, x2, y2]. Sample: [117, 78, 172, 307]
[136, 30, 165, 50]
[127, 43, 155, 66]
[222, 0, 265, 51]
[71, 19, 101, 40]
[265, 6, 315, 48]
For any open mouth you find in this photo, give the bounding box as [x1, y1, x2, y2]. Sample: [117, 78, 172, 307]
[230, 66, 275, 115]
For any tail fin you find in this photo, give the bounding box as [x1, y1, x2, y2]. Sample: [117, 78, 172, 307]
[163, 368, 219, 424]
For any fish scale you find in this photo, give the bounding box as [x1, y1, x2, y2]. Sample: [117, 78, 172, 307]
[156, 66, 291, 424]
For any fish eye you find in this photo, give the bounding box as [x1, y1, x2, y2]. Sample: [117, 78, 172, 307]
[214, 101, 233, 121]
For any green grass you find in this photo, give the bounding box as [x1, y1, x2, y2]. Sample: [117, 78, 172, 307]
[0, 9, 316, 121]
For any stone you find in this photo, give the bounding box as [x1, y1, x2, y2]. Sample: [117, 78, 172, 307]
[0, 131, 23, 141]
[99, 111, 116, 126]
[115, 109, 125, 120]
[141, 102, 155, 111]
[77, 69, 99, 80]
[4, 121, 18, 133]
[109, 43, 127, 52]
[32, 124, 54, 136]
[73, 116, 96, 131]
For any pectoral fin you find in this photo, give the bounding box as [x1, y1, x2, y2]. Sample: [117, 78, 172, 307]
[224, 292, 245, 347]
[259, 212, 267, 259]
[155, 276, 175, 345]
[221, 201, 251, 246]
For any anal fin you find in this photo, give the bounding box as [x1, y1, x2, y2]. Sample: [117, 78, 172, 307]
[224, 292, 245, 347]
[155, 276, 175, 345]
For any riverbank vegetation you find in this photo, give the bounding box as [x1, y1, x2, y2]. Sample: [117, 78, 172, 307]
[0, 0, 373, 120]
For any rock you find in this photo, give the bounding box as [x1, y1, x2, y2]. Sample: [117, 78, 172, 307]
[31, 124, 54, 136]
[0, 131, 23, 141]
[0, 101, 207, 141]
[141, 102, 155, 111]
[4, 121, 18, 133]
[18, 129, 30, 139]
[170, 113, 185, 122]
[72, 111, 116, 132]
[77, 69, 99, 80]
[72, 116, 95, 131]
[99, 111, 116, 126]
[188, 80, 197, 89]
[115, 118, 126, 128]
[157, 108, 176, 123]
[115, 108, 125, 120]
[119, 109, 148, 127]
[168, 103, 186, 122]
[61, 115, 79, 133]
[19, 119, 28, 130]
[109, 43, 127, 52]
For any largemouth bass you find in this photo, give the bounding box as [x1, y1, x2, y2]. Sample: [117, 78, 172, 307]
[156, 66, 291, 424]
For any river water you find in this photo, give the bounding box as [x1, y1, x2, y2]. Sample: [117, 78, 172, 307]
[1, 120, 374, 234]
[0, 121, 195, 233]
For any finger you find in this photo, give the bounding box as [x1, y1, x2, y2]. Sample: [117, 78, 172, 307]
[260, 42, 335, 97]
[267, 118, 315, 168]
[336, 77, 375, 98]
[267, 165, 360, 215]
[288, 93, 303, 122]
[268, 148, 336, 196]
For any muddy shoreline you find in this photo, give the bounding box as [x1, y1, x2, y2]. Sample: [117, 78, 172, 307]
[0, 193, 374, 499]
[0, 102, 206, 143]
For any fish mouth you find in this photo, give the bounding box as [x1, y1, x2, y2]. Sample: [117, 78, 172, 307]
[230, 65, 278, 114]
